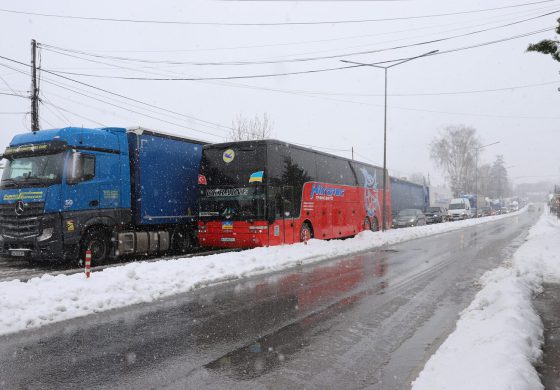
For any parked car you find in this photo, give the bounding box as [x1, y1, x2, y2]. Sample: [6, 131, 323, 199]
[500, 207, 508, 214]
[425, 206, 446, 223]
[394, 209, 427, 228]
[448, 198, 472, 220]
[478, 206, 492, 217]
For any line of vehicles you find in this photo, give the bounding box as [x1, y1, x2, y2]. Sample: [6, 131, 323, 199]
[392, 195, 522, 229]
[0, 126, 518, 265]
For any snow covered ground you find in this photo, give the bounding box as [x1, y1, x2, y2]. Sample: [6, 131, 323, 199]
[412, 209, 560, 390]
[0, 209, 525, 336]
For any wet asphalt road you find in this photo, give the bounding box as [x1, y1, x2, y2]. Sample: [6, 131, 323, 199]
[0, 211, 540, 390]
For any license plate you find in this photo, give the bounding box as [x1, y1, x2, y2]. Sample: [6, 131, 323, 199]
[221, 237, 235, 242]
[10, 250, 27, 257]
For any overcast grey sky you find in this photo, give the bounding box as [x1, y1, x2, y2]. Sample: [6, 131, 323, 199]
[1, 0, 559, 186]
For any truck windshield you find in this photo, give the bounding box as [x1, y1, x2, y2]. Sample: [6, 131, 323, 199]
[449, 203, 464, 210]
[199, 186, 266, 219]
[0, 152, 65, 188]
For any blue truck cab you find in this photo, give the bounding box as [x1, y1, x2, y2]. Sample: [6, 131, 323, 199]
[0, 127, 205, 263]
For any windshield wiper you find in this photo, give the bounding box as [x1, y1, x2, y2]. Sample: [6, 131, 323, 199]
[0, 178, 17, 188]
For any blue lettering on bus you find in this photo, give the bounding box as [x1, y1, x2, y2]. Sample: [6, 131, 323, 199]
[310, 183, 345, 199]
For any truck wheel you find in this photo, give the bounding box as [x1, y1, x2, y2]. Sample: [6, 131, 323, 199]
[300, 223, 313, 242]
[172, 230, 192, 254]
[81, 229, 110, 265]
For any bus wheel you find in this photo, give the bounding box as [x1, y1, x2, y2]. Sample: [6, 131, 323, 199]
[81, 228, 110, 265]
[300, 223, 313, 242]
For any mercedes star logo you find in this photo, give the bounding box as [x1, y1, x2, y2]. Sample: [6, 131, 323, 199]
[15, 200, 25, 216]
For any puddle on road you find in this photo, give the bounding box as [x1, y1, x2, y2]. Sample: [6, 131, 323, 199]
[204, 253, 390, 381]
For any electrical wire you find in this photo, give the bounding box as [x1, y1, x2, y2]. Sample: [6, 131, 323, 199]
[40, 9, 560, 66]
[0, 60, 232, 140]
[43, 85, 225, 139]
[0, 1, 555, 26]
[35, 39, 560, 98]
[0, 91, 27, 98]
[41, 100, 107, 127]
[3, 51, 557, 122]
[39, 10, 559, 67]
[0, 55, 235, 135]
[41, 94, 72, 125]
[63, 3, 559, 54]
[37, 27, 554, 81]
[41, 116, 57, 129]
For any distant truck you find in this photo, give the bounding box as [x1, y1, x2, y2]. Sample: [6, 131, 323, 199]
[0, 127, 204, 263]
[389, 177, 429, 216]
[448, 198, 472, 220]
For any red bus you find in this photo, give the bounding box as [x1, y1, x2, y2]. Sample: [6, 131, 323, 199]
[197, 140, 391, 248]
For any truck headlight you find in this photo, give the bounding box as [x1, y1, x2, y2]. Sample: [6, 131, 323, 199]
[38, 228, 54, 242]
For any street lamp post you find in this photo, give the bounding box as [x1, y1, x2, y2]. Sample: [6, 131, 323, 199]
[341, 50, 438, 231]
[474, 141, 500, 217]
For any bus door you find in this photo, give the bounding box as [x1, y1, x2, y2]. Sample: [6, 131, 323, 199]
[282, 186, 295, 244]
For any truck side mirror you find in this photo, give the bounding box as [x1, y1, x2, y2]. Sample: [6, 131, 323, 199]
[67, 152, 96, 184]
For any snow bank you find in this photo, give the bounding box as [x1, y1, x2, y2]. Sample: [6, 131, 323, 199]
[0, 209, 525, 336]
[412, 210, 560, 390]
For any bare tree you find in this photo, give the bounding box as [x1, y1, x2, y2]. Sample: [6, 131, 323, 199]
[429, 125, 481, 197]
[228, 113, 274, 141]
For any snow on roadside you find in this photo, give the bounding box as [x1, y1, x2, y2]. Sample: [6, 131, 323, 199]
[0, 209, 525, 336]
[412, 210, 560, 390]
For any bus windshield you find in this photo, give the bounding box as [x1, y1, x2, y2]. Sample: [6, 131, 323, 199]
[199, 186, 266, 219]
[199, 143, 267, 220]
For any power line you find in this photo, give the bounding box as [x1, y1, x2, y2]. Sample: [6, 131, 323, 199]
[0, 91, 27, 98]
[37, 27, 554, 81]
[30, 45, 560, 98]
[60, 3, 559, 54]
[0, 60, 232, 140]
[41, 100, 107, 127]
[2, 51, 555, 122]
[42, 83, 225, 139]
[40, 9, 560, 66]
[41, 93, 72, 125]
[0, 1, 555, 26]
[0, 55, 235, 135]
[185, 78, 560, 98]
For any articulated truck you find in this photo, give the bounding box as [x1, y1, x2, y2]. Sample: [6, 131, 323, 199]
[0, 127, 204, 263]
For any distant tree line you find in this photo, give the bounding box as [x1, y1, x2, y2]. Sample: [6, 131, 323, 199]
[429, 125, 512, 198]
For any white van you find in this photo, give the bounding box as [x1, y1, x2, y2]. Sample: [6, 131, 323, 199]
[448, 198, 472, 220]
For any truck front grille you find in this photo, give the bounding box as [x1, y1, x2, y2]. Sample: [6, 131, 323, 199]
[0, 202, 44, 238]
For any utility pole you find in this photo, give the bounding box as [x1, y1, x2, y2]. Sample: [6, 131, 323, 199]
[31, 39, 39, 131]
[341, 50, 437, 231]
